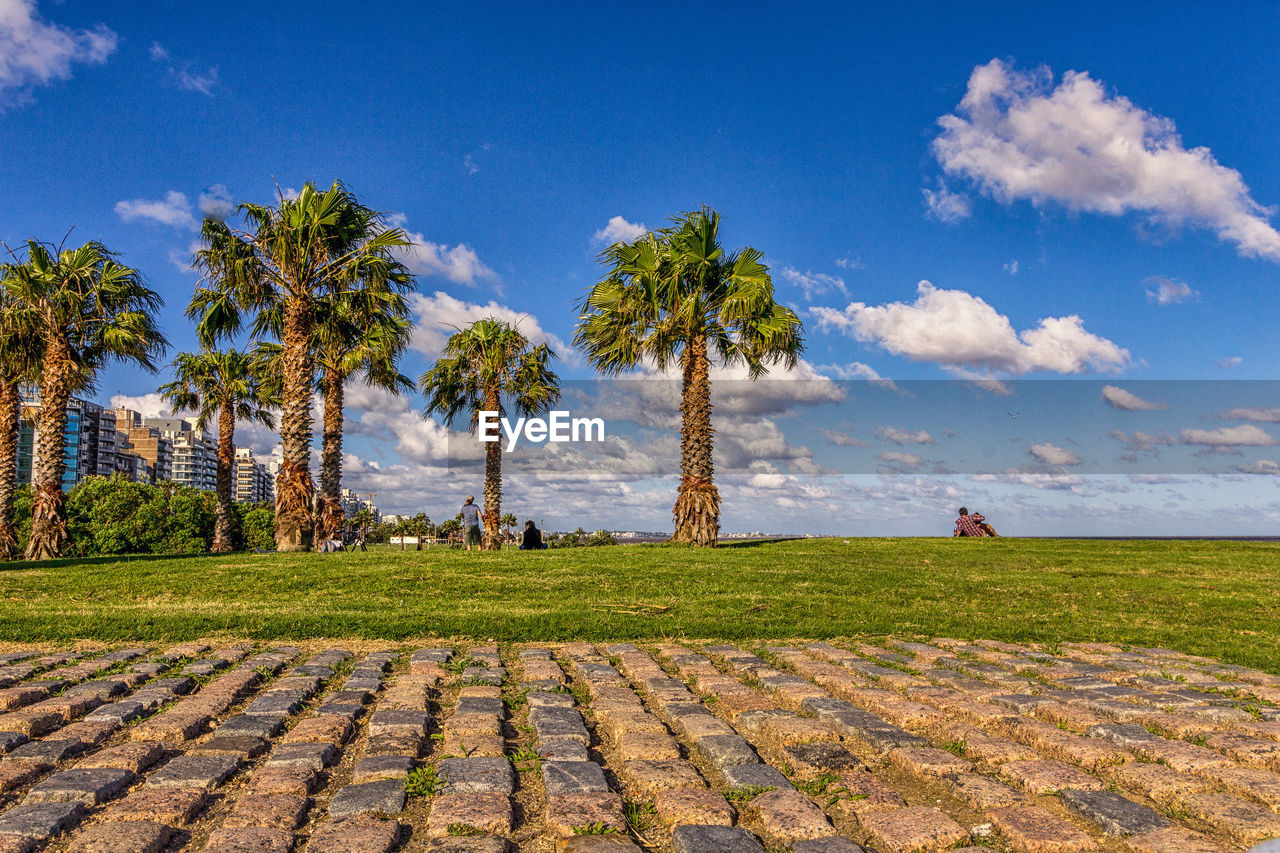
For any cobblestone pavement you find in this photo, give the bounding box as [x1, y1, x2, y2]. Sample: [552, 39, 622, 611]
[0, 639, 1276, 852]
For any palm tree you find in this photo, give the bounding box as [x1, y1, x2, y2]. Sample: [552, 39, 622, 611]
[574, 208, 803, 546]
[158, 348, 277, 553]
[500, 512, 517, 546]
[313, 289, 412, 542]
[0, 288, 41, 560]
[420, 319, 560, 550]
[1, 240, 167, 560]
[188, 181, 410, 551]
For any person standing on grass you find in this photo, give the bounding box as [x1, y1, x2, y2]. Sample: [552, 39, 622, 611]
[954, 507, 998, 537]
[461, 495, 484, 551]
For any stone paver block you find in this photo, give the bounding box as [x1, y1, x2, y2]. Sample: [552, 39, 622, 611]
[622, 758, 705, 795]
[1106, 761, 1210, 803]
[542, 760, 610, 795]
[616, 731, 681, 761]
[0, 763, 40, 794]
[306, 814, 402, 853]
[285, 714, 353, 745]
[720, 762, 792, 791]
[147, 752, 240, 790]
[353, 754, 415, 783]
[2, 711, 61, 737]
[110, 787, 206, 825]
[264, 742, 338, 771]
[791, 839, 867, 853]
[1177, 792, 1280, 844]
[65, 820, 169, 853]
[203, 826, 294, 853]
[780, 742, 861, 776]
[244, 692, 305, 717]
[245, 765, 317, 797]
[130, 712, 210, 742]
[1059, 788, 1168, 836]
[1200, 765, 1280, 809]
[858, 806, 969, 853]
[541, 739, 591, 762]
[437, 756, 516, 794]
[450, 713, 504, 738]
[545, 792, 625, 837]
[654, 788, 735, 826]
[1123, 827, 1229, 853]
[670, 824, 765, 853]
[693, 734, 758, 768]
[216, 714, 284, 739]
[224, 793, 309, 829]
[986, 806, 1097, 852]
[8, 737, 84, 764]
[368, 709, 429, 736]
[0, 802, 85, 840]
[888, 746, 972, 778]
[424, 838, 509, 853]
[428, 792, 513, 836]
[999, 759, 1104, 795]
[329, 779, 407, 818]
[558, 838, 641, 852]
[0, 732, 27, 754]
[743, 788, 836, 843]
[84, 700, 143, 724]
[194, 733, 269, 759]
[25, 767, 134, 806]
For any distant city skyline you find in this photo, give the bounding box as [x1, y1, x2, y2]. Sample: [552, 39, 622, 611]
[4, 2, 1279, 533]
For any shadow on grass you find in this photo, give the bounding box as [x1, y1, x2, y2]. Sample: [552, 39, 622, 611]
[718, 537, 805, 549]
[0, 551, 224, 572]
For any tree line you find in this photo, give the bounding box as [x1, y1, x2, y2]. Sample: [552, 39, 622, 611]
[1, 184, 802, 561]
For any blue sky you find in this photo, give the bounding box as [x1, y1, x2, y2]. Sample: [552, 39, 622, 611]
[3, 1, 1280, 533]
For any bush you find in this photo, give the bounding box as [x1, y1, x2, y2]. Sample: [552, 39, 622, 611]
[240, 506, 275, 551]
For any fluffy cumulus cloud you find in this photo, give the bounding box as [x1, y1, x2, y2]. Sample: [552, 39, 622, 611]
[877, 425, 934, 445]
[114, 191, 198, 229]
[779, 267, 848, 300]
[1236, 460, 1280, 476]
[109, 392, 174, 420]
[820, 428, 868, 447]
[1181, 425, 1277, 448]
[1028, 442, 1081, 466]
[1101, 385, 1167, 411]
[933, 59, 1280, 261]
[812, 281, 1130, 375]
[0, 0, 116, 107]
[388, 215, 497, 287]
[407, 291, 569, 360]
[592, 216, 648, 245]
[876, 451, 924, 469]
[1144, 277, 1198, 305]
[198, 184, 235, 220]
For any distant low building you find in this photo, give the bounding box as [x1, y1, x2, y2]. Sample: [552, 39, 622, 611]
[340, 487, 380, 523]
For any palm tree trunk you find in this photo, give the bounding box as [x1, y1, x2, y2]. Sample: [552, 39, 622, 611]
[213, 401, 236, 553]
[672, 335, 719, 546]
[481, 385, 502, 551]
[25, 342, 73, 560]
[0, 379, 20, 560]
[318, 367, 345, 542]
[275, 296, 316, 552]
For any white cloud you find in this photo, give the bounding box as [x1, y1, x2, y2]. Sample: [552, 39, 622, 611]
[1110, 429, 1176, 457]
[388, 214, 497, 286]
[922, 181, 972, 223]
[1215, 356, 1243, 370]
[820, 428, 868, 447]
[1101, 385, 1167, 411]
[0, 0, 116, 107]
[1220, 406, 1280, 423]
[1028, 442, 1081, 466]
[108, 393, 174, 420]
[877, 451, 924, 469]
[878, 425, 934, 445]
[812, 280, 1130, 375]
[197, 184, 234, 220]
[972, 471, 1087, 493]
[815, 361, 895, 389]
[592, 216, 648, 245]
[1181, 425, 1277, 447]
[1003, 260, 1019, 275]
[407, 291, 568, 360]
[1144, 276, 1197, 305]
[148, 42, 167, 61]
[779, 267, 848, 301]
[114, 191, 198, 229]
[933, 59, 1280, 261]
[1235, 460, 1280, 476]
[177, 65, 217, 96]
[835, 256, 864, 270]
[463, 154, 479, 175]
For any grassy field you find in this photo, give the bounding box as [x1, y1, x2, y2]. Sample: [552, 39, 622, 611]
[0, 538, 1277, 672]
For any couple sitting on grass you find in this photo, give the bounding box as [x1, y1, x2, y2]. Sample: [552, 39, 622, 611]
[954, 507, 999, 537]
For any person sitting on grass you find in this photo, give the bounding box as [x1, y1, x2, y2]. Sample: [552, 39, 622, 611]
[460, 495, 484, 552]
[954, 507, 998, 537]
[520, 519, 547, 550]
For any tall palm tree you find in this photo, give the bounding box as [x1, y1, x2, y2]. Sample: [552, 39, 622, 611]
[1, 240, 167, 560]
[0, 288, 41, 560]
[574, 208, 803, 546]
[313, 289, 412, 542]
[188, 181, 410, 551]
[500, 512, 517, 546]
[158, 348, 277, 553]
[420, 319, 560, 551]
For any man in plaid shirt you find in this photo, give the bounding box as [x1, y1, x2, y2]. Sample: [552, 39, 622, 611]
[954, 507, 994, 537]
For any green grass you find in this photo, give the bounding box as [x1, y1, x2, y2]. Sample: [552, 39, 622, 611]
[1, 538, 1278, 672]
